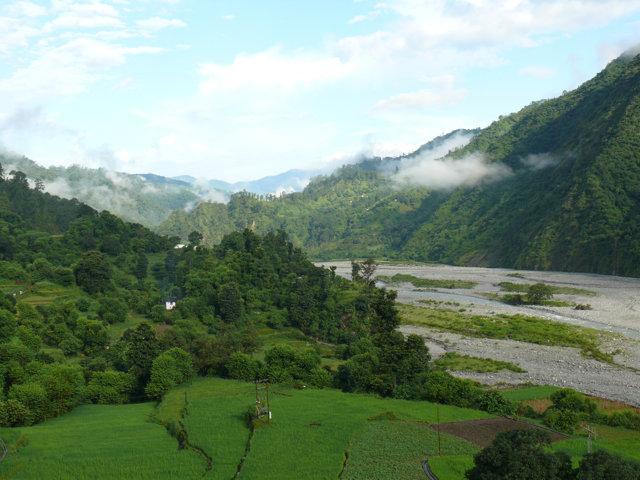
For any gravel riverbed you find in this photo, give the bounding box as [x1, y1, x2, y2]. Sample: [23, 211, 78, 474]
[318, 261, 640, 404]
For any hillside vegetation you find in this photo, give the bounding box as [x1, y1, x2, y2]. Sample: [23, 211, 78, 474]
[160, 52, 640, 276]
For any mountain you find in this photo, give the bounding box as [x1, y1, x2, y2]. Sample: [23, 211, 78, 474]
[159, 51, 640, 277]
[0, 156, 211, 227]
[174, 168, 318, 195]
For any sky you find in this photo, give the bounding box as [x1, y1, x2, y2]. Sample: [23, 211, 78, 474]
[0, 1, 639, 181]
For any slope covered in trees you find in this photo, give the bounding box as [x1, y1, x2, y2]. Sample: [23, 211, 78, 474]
[2, 166, 473, 428]
[160, 51, 640, 276]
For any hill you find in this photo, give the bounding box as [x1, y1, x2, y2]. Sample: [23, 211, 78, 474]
[159, 51, 640, 276]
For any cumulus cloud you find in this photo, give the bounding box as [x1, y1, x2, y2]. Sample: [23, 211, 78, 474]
[198, 47, 354, 94]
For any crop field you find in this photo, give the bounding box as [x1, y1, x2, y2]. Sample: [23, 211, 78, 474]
[1, 378, 490, 480]
[0, 403, 204, 480]
[3, 379, 639, 479]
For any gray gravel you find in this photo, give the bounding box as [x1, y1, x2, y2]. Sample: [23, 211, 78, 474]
[400, 324, 640, 406]
[318, 261, 640, 405]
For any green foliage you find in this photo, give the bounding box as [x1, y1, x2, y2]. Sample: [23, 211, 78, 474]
[225, 351, 260, 381]
[379, 273, 477, 289]
[86, 370, 135, 404]
[526, 282, 555, 304]
[577, 450, 640, 480]
[74, 250, 113, 294]
[145, 348, 194, 399]
[467, 430, 574, 480]
[435, 352, 525, 373]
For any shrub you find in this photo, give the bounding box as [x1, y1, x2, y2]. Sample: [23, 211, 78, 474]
[467, 430, 573, 480]
[526, 283, 554, 304]
[577, 450, 640, 480]
[86, 370, 135, 404]
[145, 348, 194, 399]
[544, 408, 580, 434]
[98, 296, 128, 324]
[8, 382, 48, 424]
[0, 399, 30, 427]
[225, 352, 260, 381]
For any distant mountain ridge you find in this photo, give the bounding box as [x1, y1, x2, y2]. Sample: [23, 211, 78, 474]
[159, 51, 640, 277]
[0, 156, 318, 227]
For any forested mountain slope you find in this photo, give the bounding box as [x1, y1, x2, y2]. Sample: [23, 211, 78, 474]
[160, 52, 640, 276]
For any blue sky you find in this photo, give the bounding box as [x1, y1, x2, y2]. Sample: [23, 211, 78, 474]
[0, 0, 639, 181]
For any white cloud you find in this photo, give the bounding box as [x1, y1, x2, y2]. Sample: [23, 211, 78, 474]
[136, 17, 186, 31]
[373, 76, 467, 111]
[394, 152, 511, 190]
[199, 47, 355, 94]
[221, 14, 235, 21]
[6, 1, 48, 18]
[518, 65, 555, 79]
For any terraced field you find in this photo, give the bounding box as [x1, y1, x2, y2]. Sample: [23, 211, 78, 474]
[2, 379, 639, 479]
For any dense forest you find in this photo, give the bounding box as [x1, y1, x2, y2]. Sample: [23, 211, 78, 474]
[1, 165, 511, 428]
[160, 51, 640, 277]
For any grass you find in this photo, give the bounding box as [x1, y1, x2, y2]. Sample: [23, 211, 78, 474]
[551, 425, 640, 463]
[342, 418, 478, 480]
[429, 455, 476, 480]
[0, 403, 205, 480]
[498, 282, 596, 297]
[3, 377, 639, 479]
[435, 352, 525, 373]
[398, 304, 612, 363]
[378, 274, 477, 289]
[500, 385, 561, 402]
[154, 378, 490, 480]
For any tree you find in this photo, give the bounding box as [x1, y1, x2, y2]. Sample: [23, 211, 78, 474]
[577, 450, 640, 480]
[466, 430, 573, 480]
[74, 250, 112, 294]
[188, 231, 203, 247]
[134, 252, 148, 282]
[123, 323, 160, 391]
[145, 348, 194, 398]
[86, 370, 135, 404]
[526, 283, 554, 304]
[218, 282, 243, 323]
[0, 309, 17, 342]
[98, 296, 128, 324]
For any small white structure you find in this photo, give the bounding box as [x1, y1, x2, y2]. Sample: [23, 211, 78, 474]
[165, 301, 176, 311]
[174, 244, 186, 249]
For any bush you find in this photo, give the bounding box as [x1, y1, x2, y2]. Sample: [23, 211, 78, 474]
[577, 450, 640, 480]
[145, 348, 194, 399]
[0, 399, 30, 427]
[0, 308, 17, 342]
[526, 283, 554, 304]
[86, 370, 135, 404]
[8, 382, 48, 424]
[550, 389, 597, 415]
[225, 352, 260, 381]
[98, 296, 128, 324]
[467, 430, 573, 480]
[544, 408, 580, 434]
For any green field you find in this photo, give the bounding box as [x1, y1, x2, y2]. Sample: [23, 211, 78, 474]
[2, 378, 639, 479]
[1, 378, 489, 480]
[498, 282, 596, 297]
[0, 403, 204, 480]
